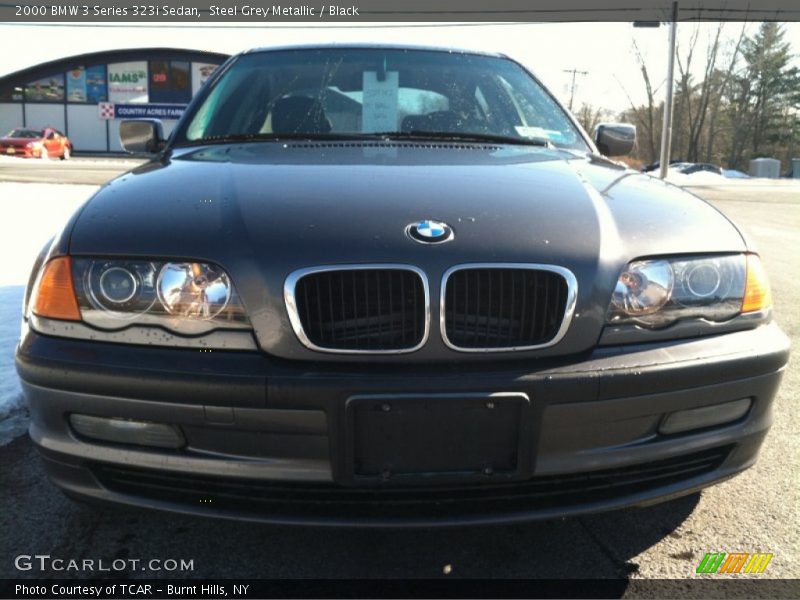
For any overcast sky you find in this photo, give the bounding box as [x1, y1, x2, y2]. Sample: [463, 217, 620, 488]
[1, 22, 798, 113]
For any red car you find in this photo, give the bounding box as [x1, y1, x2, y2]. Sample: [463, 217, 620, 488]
[0, 127, 72, 159]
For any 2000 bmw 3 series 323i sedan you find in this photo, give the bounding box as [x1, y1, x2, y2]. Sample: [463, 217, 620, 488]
[16, 45, 790, 526]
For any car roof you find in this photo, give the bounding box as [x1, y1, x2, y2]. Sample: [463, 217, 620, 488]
[244, 43, 508, 59]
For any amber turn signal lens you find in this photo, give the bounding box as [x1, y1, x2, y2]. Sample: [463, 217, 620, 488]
[742, 254, 772, 313]
[32, 256, 81, 321]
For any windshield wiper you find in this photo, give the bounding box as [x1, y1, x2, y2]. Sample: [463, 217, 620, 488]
[177, 132, 384, 147]
[371, 130, 554, 148]
[177, 130, 556, 149]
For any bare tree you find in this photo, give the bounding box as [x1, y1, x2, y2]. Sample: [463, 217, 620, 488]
[620, 40, 662, 163]
[575, 103, 608, 136]
[726, 23, 799, 169]
[620, 22, 798, 170]
[704, 24, 747, 162]
[674, 23, 747, 162]
[674, 25, 701, 160]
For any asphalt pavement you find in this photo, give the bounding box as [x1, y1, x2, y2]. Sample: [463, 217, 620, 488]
[0, 162, 798, 596]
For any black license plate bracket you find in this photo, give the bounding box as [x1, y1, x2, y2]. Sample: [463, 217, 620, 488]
[343, 392, 532, 485]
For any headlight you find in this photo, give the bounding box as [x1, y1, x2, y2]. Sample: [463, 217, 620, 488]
[607, 254, 769, 328]
[157, 262, 231, 319]
[71, 258, 249, 335]
[85, 260, 157, 315]
[610, 259, 673, 317]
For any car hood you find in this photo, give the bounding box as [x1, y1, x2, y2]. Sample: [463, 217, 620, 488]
[69, 142, 746, 361]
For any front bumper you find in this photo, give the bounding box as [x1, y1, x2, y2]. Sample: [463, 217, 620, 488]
[16, 322, 790, 526]
[1, 146, 36, 158]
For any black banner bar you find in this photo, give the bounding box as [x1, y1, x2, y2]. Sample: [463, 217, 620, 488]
[2, 579, 800, 599]
[1, 0, 800, 23]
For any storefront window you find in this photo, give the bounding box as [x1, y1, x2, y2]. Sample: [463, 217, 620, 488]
[86, 65, 108, 103]
[66, 67, 87, 102]
[172, 61, 190, 93]
[108, 61, 148, 103]
[0, 83, 18, 102]
[149, 60, 191, 104]
[25, 74, 65, 102]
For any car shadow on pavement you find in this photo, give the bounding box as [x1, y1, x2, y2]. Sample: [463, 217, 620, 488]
[1, 434, 701, 585]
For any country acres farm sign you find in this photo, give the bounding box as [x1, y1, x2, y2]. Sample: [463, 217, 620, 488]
[98, 102, 187, 120]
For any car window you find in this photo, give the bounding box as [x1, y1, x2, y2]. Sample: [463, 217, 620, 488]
[495, 75, 580, 146]
[474, 87, 490, 115]
[180, 49, 588, 151]
[316, 87, 450, 132]
[7, 128, 43, 138]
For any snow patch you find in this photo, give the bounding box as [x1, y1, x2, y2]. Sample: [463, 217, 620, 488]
[0, 183, 99, 441]
[0, 182, 98, 287]
[0, 285, 25, 444]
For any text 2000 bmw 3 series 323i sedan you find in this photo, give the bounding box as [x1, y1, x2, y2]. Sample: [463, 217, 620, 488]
[16, 45, 790, 526]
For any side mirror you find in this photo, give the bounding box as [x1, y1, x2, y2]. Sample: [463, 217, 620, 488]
[119, 119, 165, 154]
[594, 123, 636, 157]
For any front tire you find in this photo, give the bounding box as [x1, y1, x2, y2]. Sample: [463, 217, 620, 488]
[60, 146, 71, 160]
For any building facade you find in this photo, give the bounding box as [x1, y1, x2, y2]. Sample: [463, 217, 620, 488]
[0, 48, 229, 153]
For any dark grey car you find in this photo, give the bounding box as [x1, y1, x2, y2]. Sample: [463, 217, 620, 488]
[16, 45, 789, 526]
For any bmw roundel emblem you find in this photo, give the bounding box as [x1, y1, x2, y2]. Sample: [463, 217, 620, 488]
[406, 220, 454, 244]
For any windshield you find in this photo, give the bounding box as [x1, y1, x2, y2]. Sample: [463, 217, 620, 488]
[177, 49, 588, 150]
[7, 129, 43, 138]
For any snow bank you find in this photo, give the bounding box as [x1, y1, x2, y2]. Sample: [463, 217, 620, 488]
[0, 183, 98, 443]
[0, 183, 98, 286]
[0, 286, 24, 420]
[664, 169, 729, 185]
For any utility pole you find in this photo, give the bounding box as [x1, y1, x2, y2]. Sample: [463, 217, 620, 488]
[563, 68, 588, 112]
[659, 1, 679, 179]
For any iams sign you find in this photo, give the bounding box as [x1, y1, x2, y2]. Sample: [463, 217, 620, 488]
[109, 72, 146, 84]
